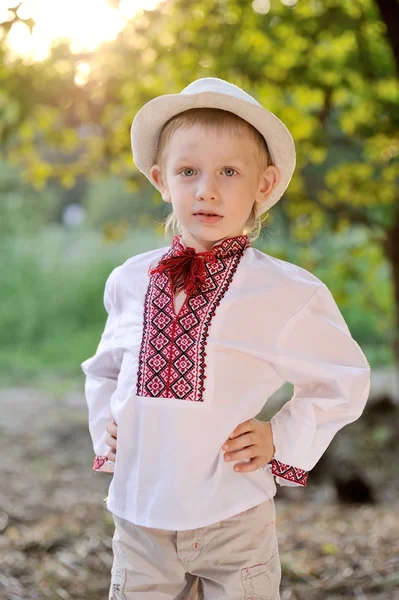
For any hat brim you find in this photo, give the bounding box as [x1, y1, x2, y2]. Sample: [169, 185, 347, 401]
[131, 90, 296, 214]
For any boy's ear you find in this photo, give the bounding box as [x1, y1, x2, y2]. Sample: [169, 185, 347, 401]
[256, 165, 281, 204]
[149, 164, 171, 202]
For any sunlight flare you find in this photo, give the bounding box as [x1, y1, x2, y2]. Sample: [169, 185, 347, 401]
[2, 0, 162, 61]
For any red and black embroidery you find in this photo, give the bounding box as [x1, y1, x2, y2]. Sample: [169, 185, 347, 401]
[93, 455, 108, 471]
[136, 234, 250, 402]
[271, 458, 309, 485]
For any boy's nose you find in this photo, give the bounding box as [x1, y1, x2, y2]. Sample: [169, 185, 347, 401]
[196, 177, 219, 201]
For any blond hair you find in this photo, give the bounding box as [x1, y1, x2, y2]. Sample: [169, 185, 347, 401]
[154, 107, 273, 242]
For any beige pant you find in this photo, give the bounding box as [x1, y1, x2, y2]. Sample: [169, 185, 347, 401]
[109, 498, 281, 599]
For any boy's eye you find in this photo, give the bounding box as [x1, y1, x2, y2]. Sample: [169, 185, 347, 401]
[223, 168, 237, 177]
[181, 168, 195, 177]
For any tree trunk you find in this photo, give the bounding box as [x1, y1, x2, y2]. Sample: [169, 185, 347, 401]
[383, 201, 399, 394]
[374, 0, 399, 77]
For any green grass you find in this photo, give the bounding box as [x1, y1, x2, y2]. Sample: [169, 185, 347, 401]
[0, 226, 168, 385]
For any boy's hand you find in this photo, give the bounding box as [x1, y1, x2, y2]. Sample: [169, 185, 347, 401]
[105, 418, 118, 463]
[222, 419, 275, 473]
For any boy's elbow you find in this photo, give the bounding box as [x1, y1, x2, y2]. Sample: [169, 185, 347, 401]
[345, 367, 371, 423]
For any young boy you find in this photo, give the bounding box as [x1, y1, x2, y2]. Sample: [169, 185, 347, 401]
[81, 77, 371, 599]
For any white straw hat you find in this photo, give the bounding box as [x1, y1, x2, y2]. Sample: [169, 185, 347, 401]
[130, 77, 296, 215]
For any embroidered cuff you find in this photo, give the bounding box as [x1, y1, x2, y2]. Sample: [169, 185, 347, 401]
[93, 455, 114, 473]
[271, 458, 308, 486]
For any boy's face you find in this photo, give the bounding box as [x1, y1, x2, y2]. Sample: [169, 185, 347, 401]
[150, 123, 280, 252]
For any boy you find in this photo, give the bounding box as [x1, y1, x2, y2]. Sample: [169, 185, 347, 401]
[81, 78, 371, 599]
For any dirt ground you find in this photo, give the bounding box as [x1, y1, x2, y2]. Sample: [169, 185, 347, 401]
[0, 381, 398, 600]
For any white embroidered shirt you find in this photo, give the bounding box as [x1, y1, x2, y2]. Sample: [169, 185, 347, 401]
[81, 234, 371, 530]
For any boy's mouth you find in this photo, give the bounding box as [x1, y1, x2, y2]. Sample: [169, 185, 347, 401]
[193, 211, 223, 217]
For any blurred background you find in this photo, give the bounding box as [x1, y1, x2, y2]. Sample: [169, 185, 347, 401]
[0, 1, 398, 598]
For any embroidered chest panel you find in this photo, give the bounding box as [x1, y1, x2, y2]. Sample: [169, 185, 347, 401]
[136, 235, 249, 402]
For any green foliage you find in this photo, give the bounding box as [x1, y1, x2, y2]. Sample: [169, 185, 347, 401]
[0, 0, 396, 234]
[84, 173, 167, 228]
[0, 160, 60, 234]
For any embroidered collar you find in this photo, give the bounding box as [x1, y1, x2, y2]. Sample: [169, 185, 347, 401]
[171, 234, 250, 259]
[149, 233, 250, 296]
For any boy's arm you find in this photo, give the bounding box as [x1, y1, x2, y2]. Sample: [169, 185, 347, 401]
[269, 283, 371, 487]
[81, 267, 123, 473]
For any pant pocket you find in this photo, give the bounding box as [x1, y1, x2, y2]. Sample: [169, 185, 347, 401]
[241, 551, 281, 600]
[109, 561, 127, 600]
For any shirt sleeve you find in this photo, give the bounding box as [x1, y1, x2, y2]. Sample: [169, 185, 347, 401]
[269, 283, 371, 487]
[81, 267, 123, 473]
